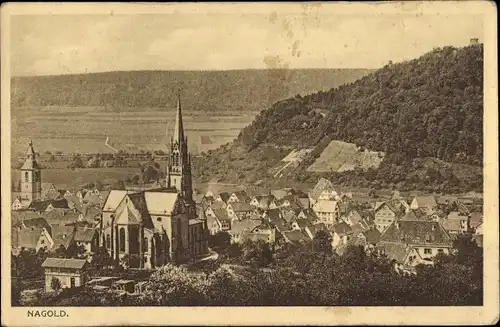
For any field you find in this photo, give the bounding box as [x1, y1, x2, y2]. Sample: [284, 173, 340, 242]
[11, 106, 258, 158]
[307, 140, 385, 173]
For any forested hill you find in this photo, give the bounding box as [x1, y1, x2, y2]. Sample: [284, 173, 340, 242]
[11, 69, 373, 111]
[194, 44, 483, 192]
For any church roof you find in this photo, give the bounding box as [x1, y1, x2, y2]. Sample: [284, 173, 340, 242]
[144, 191, 178, 215]
[20, 139, 41, 170]
[102, 190, 128, 212]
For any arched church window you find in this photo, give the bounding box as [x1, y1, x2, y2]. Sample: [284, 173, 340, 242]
[25, 172, 29, 182]
[143, 237, 148, 252]
[106, 234, 111, 249]
[119, 228, 125, 252]
[174, 153, 179, 166]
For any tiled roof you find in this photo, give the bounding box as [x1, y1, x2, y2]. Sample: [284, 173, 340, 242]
[73, 228, 96, 242]
[308, 178, 335, 202]
[297, 197, 310, 209]
[213, 208, 230, 221]
[42, 258, 88, 269]
[469, 212, 483, 229]
[50, 225, 76, 250]
[11, 210, 42, 226]
[143, 191, 178, 215]
[377, 242, 412, 263]
[313, 200, 338, 213]
[102, 190, 128, 212]
[363, 227, 382, 244]
[15, 217, 50, 231]
[401, 209, 431, 221]
[283, 230, 311, 243]
[346, 210, 363, 225]
[295, 219, 312, 229]
[281, 208, 298, 223]
[11, 228, 41, 249]
[333, 222, 352, 235]
[229, 202, 254, 212]
[413, 196, 438, 208]
[271, 189, 288, 200]
[447, 211, 468, 221]
[472, 234, 483, 247]
[230, 219, 262, 234]
[217, 192, 230, 203]
[380, 220, 452, 246]
[231, 191, 250, 202]
[28, 198, 69, 211]
[441, 219, 462, 232]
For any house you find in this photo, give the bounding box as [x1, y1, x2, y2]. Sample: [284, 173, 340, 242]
[331, 222, 353, 249]
[469, 212, 483, 232]
[378, 219, 453, 266]
[73, 228, 99, 253]
[11, 227, 47, 254]
[42, 258, 89, 292]
[215, 192, 230, 204]
[437, 195, 459, 207]
[443, 212, 469, 234]
[83, 192, 101, 205]
[41, 183, 59, 200]
[282, 230, 311, 244]
[374, 201, 405, 233]
[308, 178, 338, 205]
[263, 209, 289, 233]
[304, 222, 329, 240]
[281, 208, 299, 224]
[49, 225, 77, 253]
[376, 242, 420, 275]
[410, 195, 438, 213]
[296, 197, 310, 209]
[250, 195, 276, 209]
[226, 202, 254, 220]
[209, 208, 232, 233]
[229, 219, 262, 243]
[400, 208, 431, 222]
[228, 191, 250, 204]
[297, 208, 319, 224]
[291, 217, 312, 231]
[58, 190, 72, 198]
[312, 200, 340, 226]
[270, 189, 288, 200]
[12, 197, 24, 211]
[342, 210, 364, 227]
[28, 198, 70, 213]
[355, 227, 381, 252]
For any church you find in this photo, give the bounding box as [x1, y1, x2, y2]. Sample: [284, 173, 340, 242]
[100, 96, 209, 268]
[13, 139, 43, 209]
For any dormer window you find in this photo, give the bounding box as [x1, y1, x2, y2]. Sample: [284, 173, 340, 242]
[157, 217, 162, 222]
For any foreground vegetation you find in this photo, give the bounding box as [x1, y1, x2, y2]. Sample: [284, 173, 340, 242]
[18, 234, 482, 306]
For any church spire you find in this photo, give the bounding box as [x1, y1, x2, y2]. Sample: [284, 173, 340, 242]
[173, 94, 185, 145]
[27, 139, 35, 158]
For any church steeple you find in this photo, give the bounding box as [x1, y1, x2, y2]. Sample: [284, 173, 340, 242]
[166, 95, 193, 204]
[173, 94, 185, 146]
[20, 138, 42, 204]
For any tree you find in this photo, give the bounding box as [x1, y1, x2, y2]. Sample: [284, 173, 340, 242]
[312, 230, 332, 254]
[208, 231, 231, 251]
[51, 277, 62, 292]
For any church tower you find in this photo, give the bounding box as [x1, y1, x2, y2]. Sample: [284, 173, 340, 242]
[166, 95, 194, 204]
[20, 139, 42, 204]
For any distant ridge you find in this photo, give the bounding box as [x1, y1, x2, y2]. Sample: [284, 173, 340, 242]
[11, 68, 374, 112]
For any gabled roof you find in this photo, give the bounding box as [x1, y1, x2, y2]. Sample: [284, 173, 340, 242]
[296, 197, 310, 209]
[102, 190, 128, 212]
[281, 209, 298, 223]
[11, 228, 41, 249]
[213, 208, 231, 222]
[362, 227, 381, 244]
[346, 210, 363, 225]
[380, 220, 452, 246]
[241, 231, 269, 243]
[231, 219, 262, 235]
[294, 218, 312, 229]
[210, 201, 226, 210]
[307, 223, 329, 237]
[14, 217, 50, 231]
[308, 178, 335, 202]
[333, 222, 352, 235]
[313, 200, 338, 213]
[283, 230, 311, 243]
[217, 192, 230, 202]
[230, 191, 250, 202]
[401, 209, 430, 222]
[252, 195, 275, 208]
[375, 201, 405, 219]
[412, 196, 438, 208]
[377, 242, 412, 263]
[73, 228, 97, 242]
[42, 258, 88, 269]
[11, 210, 42, 226]
[115, 201, 141, 225]
[469, 212, 483, 229]
[447, 211, 469, 221]
[441, 218, 462, 232]
[143, 191, 178, 215]
[270, 189, 288, 200]
[29, 198, 69, 211]
[50, 225, 76, 250]
[228, 202, 254, 212]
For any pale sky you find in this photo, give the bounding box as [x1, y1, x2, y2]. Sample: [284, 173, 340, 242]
[10, 12, 483, 76]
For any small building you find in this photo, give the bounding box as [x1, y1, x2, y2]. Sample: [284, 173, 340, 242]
[228, 191, 250, 204]
[73, 228, 99, 253]
[226, 202, 254, 220]
[410, 196, 438, 214]
[312, 199, 340, 227]
[42, 258, 89, 292]
[308, 178, 338, 206]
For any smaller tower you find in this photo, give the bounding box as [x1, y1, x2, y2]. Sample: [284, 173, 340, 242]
[20, 139, 42, 205]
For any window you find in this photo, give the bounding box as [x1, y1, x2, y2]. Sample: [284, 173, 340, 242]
[143, 237, 148, 252]
[40, 239, 44, 244]
[119, 228, 126, 252]
[157, 217, 162, 222]
[424, 248, 432, 255]
[437, 249, 444, 254]
[106, 234, 111, 249]
[25, 172, 29, 182]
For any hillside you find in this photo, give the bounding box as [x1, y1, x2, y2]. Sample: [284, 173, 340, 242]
[11, 69, 373, 111]
[194, 44, 484, 193]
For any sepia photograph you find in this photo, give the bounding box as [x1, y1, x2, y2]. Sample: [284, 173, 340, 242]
[1, 1, 498, 326]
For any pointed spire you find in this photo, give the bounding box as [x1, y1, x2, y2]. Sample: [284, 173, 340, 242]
[173, 94, 185, 145]
[27, 139, 35, 158]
